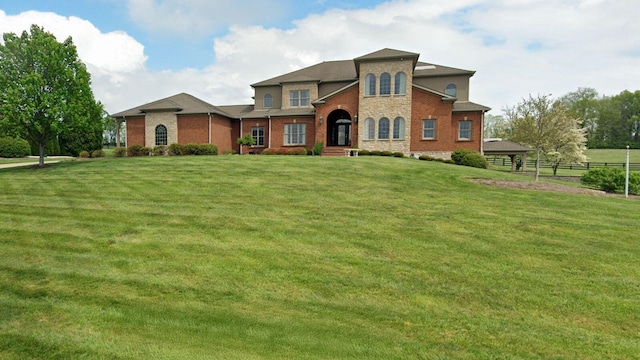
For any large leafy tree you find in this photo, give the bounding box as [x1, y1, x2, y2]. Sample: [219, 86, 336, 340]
[505, 94, 587, 181]
[0, 25, 103, 166]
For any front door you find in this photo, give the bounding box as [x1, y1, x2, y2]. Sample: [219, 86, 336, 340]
[332, 121, 351, 146]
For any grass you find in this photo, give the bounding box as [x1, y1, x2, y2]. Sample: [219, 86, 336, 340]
[1, 156, 639, 359]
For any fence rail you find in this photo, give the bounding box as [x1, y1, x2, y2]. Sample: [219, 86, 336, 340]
[487, 157, 640, 171]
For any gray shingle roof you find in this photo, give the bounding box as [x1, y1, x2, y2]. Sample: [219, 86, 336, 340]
[483, 139, 532, 153]
[111, 93, 252, 118]
[241, 107, 315, 119]
[452, 101, 491, 112]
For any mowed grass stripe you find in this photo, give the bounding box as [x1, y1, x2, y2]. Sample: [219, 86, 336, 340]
[1, 156, 639, 359]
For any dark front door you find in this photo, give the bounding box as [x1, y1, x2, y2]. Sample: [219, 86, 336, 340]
[328, 118, 351, 146]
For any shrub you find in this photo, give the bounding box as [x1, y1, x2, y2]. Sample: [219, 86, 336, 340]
[370, 150, 381, 156]
[79, 150, 90, 158]
[168, 143, 185, 156]
[451, 148, 476, 164]
[433, 158, 445, 162]
[581, 167, 640, 194]
[153, 146, 167, 156]
[444, 159, 455, 164]
[113, 147, 127, 157]
[313, 142, 323, 155]
[91, 149, 104, 158]
[393, 152, 404, 158]
[298, 148, 308, 156]
[451, 148, 488, 169]
[195, 144, 218, 155]
[223, 149, 237, 155]
[419, 154, 432, 161]
[262, 148, 274, 155]
[127, 144, 147, 157]
[0, 137, 31, 158]
[358, 150, 370, 156]
[380, 151, 393, 157]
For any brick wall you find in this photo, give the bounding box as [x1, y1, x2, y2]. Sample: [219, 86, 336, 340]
[266, 116, 315, 152]
[178, 115, 209, 144]
[314, 85, 359, 146]
[240, 118, 270, 154]
[125, 116, 146, 146]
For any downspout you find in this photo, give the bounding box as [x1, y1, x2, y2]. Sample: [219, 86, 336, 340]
[268, 115, 272, 149]
[123, 116, 127, 148]
[208, 112, 211, 144]
[480, 111, 485, 155]
[239, 118, 243, 154]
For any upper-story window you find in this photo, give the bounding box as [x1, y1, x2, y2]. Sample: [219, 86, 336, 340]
[445, 84, 457, 97]
[380, 73, 391, 95]
[365, 74, 376, 96]
[264, 94, 273, 108]
[290, 90, 310, 107]
[378, 117, 390, 139]
[155, 124, 167, 146]
[363, 118, 375, 140]
[394, 72, 406, 95]
[393, 117, 405, 139]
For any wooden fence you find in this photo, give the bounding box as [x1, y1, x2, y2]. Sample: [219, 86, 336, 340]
[486, 157, 640, 171]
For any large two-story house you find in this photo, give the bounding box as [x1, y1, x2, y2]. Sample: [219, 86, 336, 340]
[112, 48, 490, 158]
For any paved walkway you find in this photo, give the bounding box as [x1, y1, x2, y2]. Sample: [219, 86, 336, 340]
[0, 156, 73, 169]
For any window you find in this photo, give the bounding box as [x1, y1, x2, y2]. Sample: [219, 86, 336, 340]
[445, 84, 457, 97]
[252, 126, 265, 146]
[380, 73, 391, 95]
[365, 74, 376, 96]
[394, 72, 406, 95]
[363, 118, 375, 140]
[459, 120, 472, 140]
[263, 94, 272, 108]
[393, 117, 405, 140]
[155, 124, 167, 146]
[284, 123, 306, 145]
[423, 120, 436, 139]
[378, 117, 390, 139]
[289, 90, 309, 107]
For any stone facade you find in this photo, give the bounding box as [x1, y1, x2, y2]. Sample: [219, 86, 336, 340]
[358, 59, 414, 153]
[282, 82, 318, 110]
[145, 111, 177, 147]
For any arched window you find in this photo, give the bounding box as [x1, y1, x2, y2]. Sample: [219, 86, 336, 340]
[365, 74, 376, 96]
[363, 118, 375, 140]
[393, 117, 405, 139]
[394, 72, 406, 95]
[264, 93, 273, 108]
[445, 84, 457, 97]
[155, 125, 167, 146]
[380, 73, 391, 95]
[378, 117, 390, 139]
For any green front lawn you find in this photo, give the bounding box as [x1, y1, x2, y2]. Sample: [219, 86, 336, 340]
[1, 156, 639, 359]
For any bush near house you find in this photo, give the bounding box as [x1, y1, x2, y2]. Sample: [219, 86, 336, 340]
[113, 147, 127, 157]
[0, 137, 31, 158]
[580, 167, 640, 194]
[91, 150, 105, 158]
[127, 144, 150, 157]
[451, 148, 488, 169]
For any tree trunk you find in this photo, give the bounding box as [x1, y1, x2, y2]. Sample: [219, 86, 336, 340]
[38, 142, 45, 167]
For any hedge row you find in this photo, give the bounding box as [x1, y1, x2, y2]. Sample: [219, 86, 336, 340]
[581, 167, 640, 194]
[261, 148, 308, 155]
[122, 143, 219, 157]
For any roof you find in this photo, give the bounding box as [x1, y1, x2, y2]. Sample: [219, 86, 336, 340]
[483, 139, 532, 153]
[312, 81, 359, 105]
[252, 49, 474, 87]
[252, 60, 356, 87]
[241, 107, 316, 119]
[111, 93, 252, 119]
[452, 101, 491, 112]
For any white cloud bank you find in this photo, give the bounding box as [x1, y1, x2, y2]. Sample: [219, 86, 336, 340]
[2, 0, 640, 115]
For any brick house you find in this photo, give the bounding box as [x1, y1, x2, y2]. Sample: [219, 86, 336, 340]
[112, 48, 490, 158]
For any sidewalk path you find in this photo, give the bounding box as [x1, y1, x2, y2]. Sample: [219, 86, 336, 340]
[0, 156, 73, 170]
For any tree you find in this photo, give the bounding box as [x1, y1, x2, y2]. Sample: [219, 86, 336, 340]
[505, 94, 587, 180]
[0, 25, 103, 166]
[559, 88, 599, 146]
[483, 114, 510, 139]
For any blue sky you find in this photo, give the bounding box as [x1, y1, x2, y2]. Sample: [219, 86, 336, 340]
[1, 0, 639, 114]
